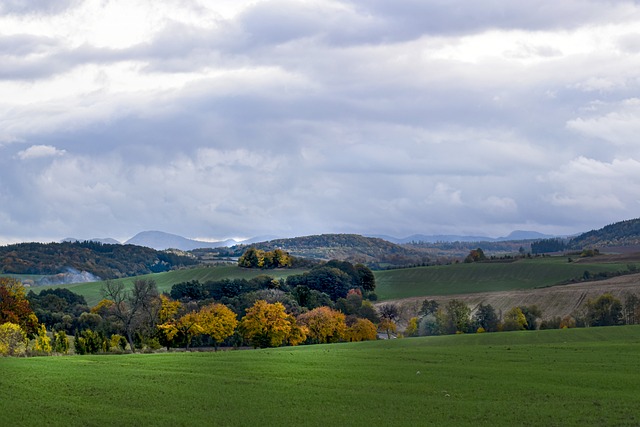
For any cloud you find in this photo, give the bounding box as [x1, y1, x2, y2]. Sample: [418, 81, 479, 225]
[16, 145, 66, 160]
[567, 99, 640, 147]
[1, 0, 640, 242]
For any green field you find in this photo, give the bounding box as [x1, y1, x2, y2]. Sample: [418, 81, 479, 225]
[35, 266, 307, 306]
[2, 326, 640, 426]
[374, 257, 632, 300]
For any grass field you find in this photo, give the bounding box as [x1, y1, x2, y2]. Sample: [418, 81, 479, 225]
[2, 326, 640, 426]
[374, 257, 633, 300]
[36, 266, 308, 306]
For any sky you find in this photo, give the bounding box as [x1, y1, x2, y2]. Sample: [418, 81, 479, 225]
[1, 0, 640, 244]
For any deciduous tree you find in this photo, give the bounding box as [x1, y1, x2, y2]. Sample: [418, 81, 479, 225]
[297, 306, 346, 344]
[346, 318, 377, 342]
[198, 303, 238, 350]
[0, 322, 27, 356]
[101, 279, 160, 352]
[503, 307, 528, 331]
[585, 293, 622, 327]
[0, 277, 39, 336]
[240, 300, 292, 348]
[473, 303, 499, 332]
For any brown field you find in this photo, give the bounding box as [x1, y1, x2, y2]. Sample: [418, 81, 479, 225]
[387, 272, 640, 324]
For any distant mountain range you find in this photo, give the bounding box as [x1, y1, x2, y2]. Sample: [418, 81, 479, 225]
[367, 230, 554, 244]
[64, 230, 556, 251]
[124, 231, 238, 251]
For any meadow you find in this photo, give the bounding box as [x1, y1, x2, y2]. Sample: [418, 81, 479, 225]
[374, 257, 633, 300]
[2, 326, 640, 426]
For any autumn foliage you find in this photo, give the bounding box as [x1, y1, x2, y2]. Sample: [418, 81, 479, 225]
[297, 306, 346, 344]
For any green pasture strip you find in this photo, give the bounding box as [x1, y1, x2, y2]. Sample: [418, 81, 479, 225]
[374, 257, 631, 300]
[35, 266, 308, 306]
[2, 326, 640, 426]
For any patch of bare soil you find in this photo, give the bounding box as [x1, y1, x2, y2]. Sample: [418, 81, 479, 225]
[384, 273, 640, 323]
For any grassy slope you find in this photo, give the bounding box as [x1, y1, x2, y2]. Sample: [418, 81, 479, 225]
[2, 326, 640, 426]
[37, 266, 307, 306]
[374, 257, 632, 300]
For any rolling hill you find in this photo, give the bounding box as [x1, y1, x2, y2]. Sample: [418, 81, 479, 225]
[569, 217, 640, 249]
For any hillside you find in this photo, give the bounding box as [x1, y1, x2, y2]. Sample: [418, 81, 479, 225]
[569, 217, 640, 248]
[0, 241, 198, 280]
[210, 234, 429, 267]
[387, 272, 640, 324]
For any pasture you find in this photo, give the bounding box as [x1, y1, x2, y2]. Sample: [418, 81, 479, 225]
[374, 257, 633, 300]
[2, 326, 640, 426]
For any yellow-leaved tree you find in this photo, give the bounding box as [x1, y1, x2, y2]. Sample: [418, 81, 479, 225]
[156, 295, 182, 350]
[346, 318, 377, 342]
[240, 300, 292, 348]
[198, 303, 238, 351]
[33, 324, 52, 354]
[297, 306, 346, 344]
[0, 322, 28, 356]
[176, 310, 203, 350]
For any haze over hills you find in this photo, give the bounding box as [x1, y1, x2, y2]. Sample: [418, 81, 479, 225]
[370, 230, 554, 244]
[124, 231, 237, 251]
[79, 229, 558, 252]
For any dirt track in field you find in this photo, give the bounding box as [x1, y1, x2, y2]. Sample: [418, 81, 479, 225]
[385, 272, 640, 322]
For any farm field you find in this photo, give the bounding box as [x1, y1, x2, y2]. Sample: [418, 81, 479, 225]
[374, 257, 634, 300]
[36, 266, 308, 306]
[2, 326, 640, 426]
[388, 272, 640, 322]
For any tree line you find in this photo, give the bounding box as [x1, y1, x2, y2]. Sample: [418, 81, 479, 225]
[397, 291, 640, 338]
[0, 259, 383, 355]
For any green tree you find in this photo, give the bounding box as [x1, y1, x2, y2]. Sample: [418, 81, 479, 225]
[473, 303, 499, 332]
[518, 305, 542, 330]
[52, 330, 69, 354]
[585, 293, 622, 327]
[419, 299, 439, 316]
[623, 293, 640, 325]
[443, 299, 471, 334]
[502, 307, 528, 331]
[238, 248, 265, 268]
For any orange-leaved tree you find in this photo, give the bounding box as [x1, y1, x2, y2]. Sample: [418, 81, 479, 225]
[0, 277, 39, 336]
[297, 306, 346, 344]
[240, 300, 293, 348]
[198, 303, 238, 351]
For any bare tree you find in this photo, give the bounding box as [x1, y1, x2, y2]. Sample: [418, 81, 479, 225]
[101, 279, 159, 352]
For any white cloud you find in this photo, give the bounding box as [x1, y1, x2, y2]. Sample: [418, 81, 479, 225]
[16, 144, 65, 160]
